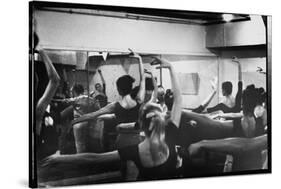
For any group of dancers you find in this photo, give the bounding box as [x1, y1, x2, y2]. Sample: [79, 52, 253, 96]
[32, 32, 268, 183]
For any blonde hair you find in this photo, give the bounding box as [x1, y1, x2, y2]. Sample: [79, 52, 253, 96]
[139, 103, 169, 162]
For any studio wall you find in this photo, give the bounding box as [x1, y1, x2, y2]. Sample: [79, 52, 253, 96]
[35, 10, 267, 109]
[35, 10, 211, 55]
[218, 49, 266, 99]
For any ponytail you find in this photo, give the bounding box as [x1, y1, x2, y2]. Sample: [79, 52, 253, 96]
[139, 103, 169, 162]
[148, 115, 168, 162]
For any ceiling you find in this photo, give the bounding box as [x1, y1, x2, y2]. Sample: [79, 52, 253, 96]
[33, 1, 251, 25]
[147, 10, 251, 25]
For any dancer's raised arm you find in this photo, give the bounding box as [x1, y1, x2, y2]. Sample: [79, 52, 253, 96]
[201, 77, 218, 110]
[156, 58, 182, 127]
[98, 69, 106, 94]
[145, 69, 158, 103]
[130, 50, 145, 104]
[36, 48, 60, 135]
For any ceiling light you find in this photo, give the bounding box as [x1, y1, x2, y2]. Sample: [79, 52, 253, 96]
[222, 14, 235, 22]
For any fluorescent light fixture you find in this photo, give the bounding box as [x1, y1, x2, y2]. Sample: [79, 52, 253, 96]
[222, 14, 235, 22]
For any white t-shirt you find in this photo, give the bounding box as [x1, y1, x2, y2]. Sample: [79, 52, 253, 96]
[220, 95, 235, 108]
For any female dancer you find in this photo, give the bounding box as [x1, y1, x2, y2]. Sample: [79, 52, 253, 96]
[42, 57, 182, 181]
[180, 85, 267, 172]
[71, 50, 145, 153]
[188, 134, 268, 171]
[33, 33, 61, 159]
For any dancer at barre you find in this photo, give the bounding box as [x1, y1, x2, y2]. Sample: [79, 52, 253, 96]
[206, 57, 243, 113]
[192, 77, 218, 113]
[72, 50, 145, 150]
[180, 84, 267, 139]
[188, 134, 268, 171]
[42, 57, 182, 180]
[33, 32, 61, 159]
[179, 84, 267, 172]
[90, 69, 108, 108]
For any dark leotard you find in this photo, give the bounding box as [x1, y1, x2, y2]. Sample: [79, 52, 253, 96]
[231, 117, 264, 171]
[114, 102, 141, 125]
[114, 101, 142, 148]
[118, 121, 179, 180]
[37, 112, 59, 160]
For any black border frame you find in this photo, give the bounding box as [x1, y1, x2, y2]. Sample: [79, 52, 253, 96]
[29, 1, 272, 188]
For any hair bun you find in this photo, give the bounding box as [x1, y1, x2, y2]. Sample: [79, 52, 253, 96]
[128, 75, 135, 83]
